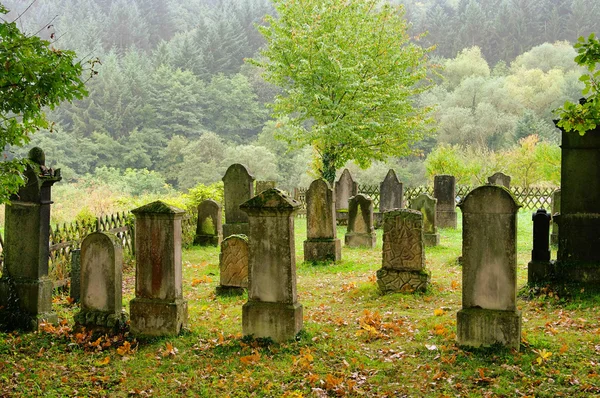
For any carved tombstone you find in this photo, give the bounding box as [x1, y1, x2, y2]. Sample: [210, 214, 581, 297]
[335, 169, 358, 223]
[487, 172, 511, 188]
[434, 175, 457, 229]
[528, 209, 552, 284]
[550, 189, 560, 246]
[194, 199, 222, 246]
[344, 194, 376, 248]
[379, 169, 403, 212]
[376, 209, 430, 293]
[304, 179, 341, 262]
[222, 164, 255, 238]
[409, 193, 439, 246]
[216, 235, 249, 296]
[456, 185, 521, 350]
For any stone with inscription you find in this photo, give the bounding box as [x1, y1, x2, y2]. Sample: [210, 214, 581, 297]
[434, 175, 457, 229]
[335, 169, 358, 223]
[216, 235, 249, 296]
[222, 164, 255, 238]
[304, 179, 341, 262]
[409, 193, 439, 246]
[345, 194, 376, 248]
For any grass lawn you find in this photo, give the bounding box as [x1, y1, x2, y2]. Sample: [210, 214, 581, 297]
[1, 210, 600, 397]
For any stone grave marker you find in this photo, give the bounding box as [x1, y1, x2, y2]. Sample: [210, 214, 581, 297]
[551, 189, 560, 246]
[69, 249, 81, 303]
[409, 193, 439, 246]
[456, 185, 521, 350]
[434, 175, 457, 229]
[222, 164, 255, 238]
[304, 179, 341, 262]
[487, 172, 511, 188]
[379, 169, 403, 212]
[528, 209, 552, 284]
[240, 189, 303, 342]
[216, 235, 249, 296]
[129, 201, 188, 336]
[376, 209, 430, 293]
[335, 169, 358, 223]
[344, 194, 376, 248]
[194, 199, 222, 246]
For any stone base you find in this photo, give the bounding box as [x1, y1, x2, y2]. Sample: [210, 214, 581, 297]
[215, 285, 246, 296]
[303, 239, 341, 262]
[376, 268, 430, 293]
[424, 233, 440, 247]
[193, 234, 222, 247]
[242, 301, 303, 343]
[0, 276, 57, 331]
[335, 211, 349, 226]
[437, 210, 457, 229]
[457, 308, 521, 350]
[129, 297, 188, 336]
[74, 310, 128, 332]
[527, 261, 554, 284]
[223, 223, 249, 239]
[345, 232, 376, 248]
[548, 260, 600, 284]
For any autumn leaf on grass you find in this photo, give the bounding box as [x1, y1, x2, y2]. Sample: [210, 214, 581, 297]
[161, 342, 178, 358]
[192, 275, 213, 286]
[240, 349, 260, 365]
[117, 341, 135, 356]
[434, 308, 445, 316]
[473, 368, 494, 384]
[324, 373, 344, 391]
[533, 348, 552, 365]
[293, 347, 314, 370]
[451, 280, 460, 290]
[96, 356, 110, 366]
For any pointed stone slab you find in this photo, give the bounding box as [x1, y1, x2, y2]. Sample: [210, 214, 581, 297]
[304, 179, 341, 262]
[379, 169, 403, 212]
[409, 193, 439, 246]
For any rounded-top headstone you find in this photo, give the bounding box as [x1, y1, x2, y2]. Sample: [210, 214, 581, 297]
[458, 185, 520, 214]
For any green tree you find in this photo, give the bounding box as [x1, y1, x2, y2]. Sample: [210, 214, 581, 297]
[251, 0, 433, 184]
[0, 3, 88, 203]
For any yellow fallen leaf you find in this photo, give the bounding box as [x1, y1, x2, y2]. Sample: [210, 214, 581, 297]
[434, 308, 445, 316]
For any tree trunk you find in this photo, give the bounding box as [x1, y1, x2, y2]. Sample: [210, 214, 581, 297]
[321, 151, 337, 186]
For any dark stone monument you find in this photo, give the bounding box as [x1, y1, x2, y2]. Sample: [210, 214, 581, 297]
[550, 189, 560, 246]
[434, 175, 457, 229]
[0, 148, 61, 331]
[409, 193, 439, 246]
[335, 169, 358, 224]
[222, 164, 255, 238]
[487, 172, 511, 188]
[194, 199, 222, 246]
[216, 235, 248, 296]
[344, 194, 376, 248]
[379, 169, 403, 212]
[304, 179, 341, 262]
[528, 209, 552, 284]
[69, 249, 81, 303]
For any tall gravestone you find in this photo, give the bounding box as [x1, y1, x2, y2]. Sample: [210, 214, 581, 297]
[434, 175, 457, 229]
[216, 235, 249, 296]
[488, 172, 511, 188]
[0, 148, 61, 331]
[194, 199, 222, 246]
[129, 201, 188, 336]
[222, 164, 255, 238]
[74, 232, 128, 331]
[304, 179, 341, 262]
[240, 189, 303, 342]
[550, 189, 560, 246]
[345, 194, 376, 248]
[377, 209, 430, 293]
[409, 193, 439, 246]
[456, 186, 521, 350]
[528, 209, 552, 284]
[379, 169, 403, 212]
[335, 169, 358, 224]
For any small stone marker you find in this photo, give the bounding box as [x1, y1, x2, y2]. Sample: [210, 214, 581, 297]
[379, 169, 403, 212]
[240, 189, 303, 342]
[409, 193, 439, 246]
[129, 201, 188, 336]
[222, 164, 255, 238]
[377, 209, 430, 293]
[69, 249, 81, 303]
[487, 172, 511, 188]
[304, 179, 341, 262]
[216, 235, 249, 296]
[551, 189, 560, 246]
[528, 209, 552, 284]
[344, 194, 376, 248]
[194, 199, 222, 246]
[456, 185, 521, 350]
[434, 175, 457, 229]
[335, 169, 358, 223]
[256, 180, 276, 193]
[74, 232, 127, 330]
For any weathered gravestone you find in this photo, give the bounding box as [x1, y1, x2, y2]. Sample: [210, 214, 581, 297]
[528, 209, 552, 284]
[216, 235, 249, 296]
[0, 148, 61, 331]
[550, 189, 560, 246]
[335, 169, 358, 224]
[379, 169, 403, 212]
[69, 249, 81, 303]
[377, 209, 430, 293]
[456, 185, 521, 350]
[304, 179, 341, 262]
[434, 175, 457, 229]
[222, 164, 255, 238]
[256, 180, 276, 193]
[74, 232, 128, 331]
[409, 193, 439, 246]
[129, 201, 188, 336]
[240, 189, 303, 342]
[194, 199, 222, 246]
[487, 172, 511, 188]
[345, 194, 376, 248]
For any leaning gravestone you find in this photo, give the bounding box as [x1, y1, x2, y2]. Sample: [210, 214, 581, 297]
[216, 235, 249, 296]
[434, 175, 457, 229]
[409, 193, 439, 246]
[222, 164, 255, 238]
[379, 169, 403, 212]
[74, 232, 127, 331]
[377, 209, 430, 293]
[550, 189, 560, 246]
[345, 194, 376, 248]
[129, 201, 188, 336]
[304, 179, 341, 262]
[240, 189, 303, 342]
[456, 185, 521, 350]
[335, 169, 358, 223]
[0, 147, 61, 331]
[194, 199, 222, 246]
[528, 209, 552, 284]
[487, 172, 511, 188]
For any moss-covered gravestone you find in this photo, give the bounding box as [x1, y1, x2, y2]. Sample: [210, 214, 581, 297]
[434, 175, 457, 229]
[194, 199, 222, 246]
[129, 201, 188, 336]
[487, 172, 511, 188]
[335, 168, 358, 224]
[0, 148, 61, 331]
[376, 209, 430, 293]
[345, 194, 376, 248]
[456, 186, 521, 350]
[222, 164, 255, 238]
[216, 235, 248, 296]
[304, 179, 341, 262]
[240, 189, 303, 342]
[409, 193, 439, 247]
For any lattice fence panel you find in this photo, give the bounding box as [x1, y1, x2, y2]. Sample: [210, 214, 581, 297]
[358, 184, 380, 209]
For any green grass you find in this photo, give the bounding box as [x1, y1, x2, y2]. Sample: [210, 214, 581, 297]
[2, 209, 600, 397]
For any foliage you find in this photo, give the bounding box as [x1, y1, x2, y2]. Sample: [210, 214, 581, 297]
[252, 0, 433, 183]
[183, 181, 224, 211]
[81, 167, 172, 197]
